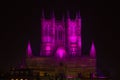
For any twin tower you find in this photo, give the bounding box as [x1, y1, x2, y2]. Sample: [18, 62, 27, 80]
[27, 11, 96, 58]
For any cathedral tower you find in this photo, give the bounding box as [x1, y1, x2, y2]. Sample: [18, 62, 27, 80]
[67, 11, 82, 56]
[41, 10, 55, 56]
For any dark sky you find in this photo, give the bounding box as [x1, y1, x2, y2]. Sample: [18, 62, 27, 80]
[0, 0, 117, 78]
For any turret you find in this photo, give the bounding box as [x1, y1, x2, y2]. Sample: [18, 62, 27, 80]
[90, 41, 96, 58]
[26, 40, 32, 57]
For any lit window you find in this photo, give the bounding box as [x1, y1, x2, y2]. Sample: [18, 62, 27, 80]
[16, 79, 18, 80]
[20, 79, 23, 80]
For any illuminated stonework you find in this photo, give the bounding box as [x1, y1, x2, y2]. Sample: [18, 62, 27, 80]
[40, 11, 82, 58]
[26, 41, 32, 57]
[90, 41, 96, 58]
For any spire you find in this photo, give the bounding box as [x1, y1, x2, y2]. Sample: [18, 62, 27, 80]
[26, 40, 32, 57]
[90, 41, 96, 58]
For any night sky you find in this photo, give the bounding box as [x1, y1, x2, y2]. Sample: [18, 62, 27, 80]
[1, 0, 117, 78]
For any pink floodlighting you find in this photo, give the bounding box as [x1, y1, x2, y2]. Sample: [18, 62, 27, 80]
[71, 44, 77, 47]
[26, 41, 32, 57]
[90, 41, 96, 58]
[70, 36, 77, 42]
[70, 22, 76, 27]
[67, 12, 82, 56]
[78, 37, 82, 47]
[40, 11, 83, 57]
[43, 36, 52, 42]
[56, 47, 66, 58]
[45, 46, 51, 50]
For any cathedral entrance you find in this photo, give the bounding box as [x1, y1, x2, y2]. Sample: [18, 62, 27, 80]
[56, 47, 66, 59]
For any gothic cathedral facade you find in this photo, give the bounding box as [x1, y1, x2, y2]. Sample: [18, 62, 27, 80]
[40, 11, 82, 58]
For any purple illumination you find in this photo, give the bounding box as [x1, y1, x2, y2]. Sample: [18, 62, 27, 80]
[70, 36, 77, 42]
[90, 41, 96, 58]
[67, 12, 82, 56]
[71, 44, 77, 47]
[56, 47, 66, 58]
[26, 41, 32, 57]
[41, 11, 82, 56]
[78, 37, 82, 47]
[43, 36, 52, 42]
[45, 46, 51, 50]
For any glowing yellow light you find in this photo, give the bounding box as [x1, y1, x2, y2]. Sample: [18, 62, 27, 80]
[16, 79, 18, 80]
[20, 79, 23, 80]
